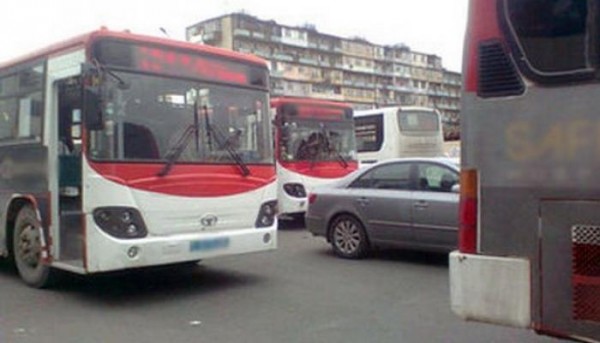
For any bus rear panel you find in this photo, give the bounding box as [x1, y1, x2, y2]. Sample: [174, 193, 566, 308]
[354, 106, 444, 166]
[450, 1, 600, 341]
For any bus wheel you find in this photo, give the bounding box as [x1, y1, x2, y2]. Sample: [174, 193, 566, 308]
[13, 205, 55, 288]
[329, 214, 369, 259]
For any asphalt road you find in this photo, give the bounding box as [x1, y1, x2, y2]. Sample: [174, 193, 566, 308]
[0, 222, 561, 343]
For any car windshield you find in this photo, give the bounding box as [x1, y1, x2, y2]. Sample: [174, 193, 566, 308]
[88, 71, 273, 164]
[279, 118, 356, 162]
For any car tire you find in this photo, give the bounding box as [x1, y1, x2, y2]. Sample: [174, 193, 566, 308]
[13, 205, 57, 288]
[329, 214, 369, 259]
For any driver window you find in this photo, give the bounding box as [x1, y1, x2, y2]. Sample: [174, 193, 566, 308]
[417, 163, 458, 192]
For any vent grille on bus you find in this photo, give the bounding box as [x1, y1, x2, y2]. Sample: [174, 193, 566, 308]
[477, 41, 524, 98]
[572, 225, 600, 322]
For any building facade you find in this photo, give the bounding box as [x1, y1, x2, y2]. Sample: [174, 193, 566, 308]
[186, 13, 461, 140]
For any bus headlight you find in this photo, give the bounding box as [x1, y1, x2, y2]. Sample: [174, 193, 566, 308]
[93, 207, 148, 239]
[283, 183, 307, 198]
[256, 201, 278, 228]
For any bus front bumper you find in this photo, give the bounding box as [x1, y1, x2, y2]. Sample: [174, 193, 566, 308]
[449, 251, 531, 329]
[278, 195, 308, 216]
[85, 225, 277, 273]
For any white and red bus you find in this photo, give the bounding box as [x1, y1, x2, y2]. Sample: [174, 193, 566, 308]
[0, 29, 277, 288]
[450, 1, 600, 341]
[271, 97, 358, 218]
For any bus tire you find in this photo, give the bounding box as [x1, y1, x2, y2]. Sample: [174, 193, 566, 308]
[329, 214, 369, 259]
[13, 205, 56, 288]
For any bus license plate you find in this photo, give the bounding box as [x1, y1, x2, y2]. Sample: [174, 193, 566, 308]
[189, 237, 230, 252]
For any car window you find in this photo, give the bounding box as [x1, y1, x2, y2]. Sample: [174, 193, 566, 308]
[417, 163, 458, 192]
[350, 162, 411, 190]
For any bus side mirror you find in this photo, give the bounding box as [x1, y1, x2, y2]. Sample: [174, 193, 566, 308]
[83, 87, 104, 130]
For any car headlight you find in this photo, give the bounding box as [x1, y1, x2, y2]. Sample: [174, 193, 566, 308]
[93, 207, 148, 239]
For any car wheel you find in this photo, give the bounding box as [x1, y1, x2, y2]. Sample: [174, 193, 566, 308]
[329, 214, 369, 259]
[13, 205, 56, 288]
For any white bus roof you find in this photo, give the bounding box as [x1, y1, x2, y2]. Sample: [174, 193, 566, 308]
[353, 106, 439, 117]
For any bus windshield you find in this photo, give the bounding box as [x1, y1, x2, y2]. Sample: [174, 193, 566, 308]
[88, 71, 272, 164]
[397, 110, 439, 132]
[279, 118, 356, 162]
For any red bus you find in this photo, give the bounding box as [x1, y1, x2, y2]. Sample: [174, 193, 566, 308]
[271, 97, 358, 218]
[0, 29, 277, 288]
[450, 1, 600, 341]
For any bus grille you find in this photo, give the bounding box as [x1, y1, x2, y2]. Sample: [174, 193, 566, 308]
[572, 225, 600, 322]
[478, 40, 524, 98]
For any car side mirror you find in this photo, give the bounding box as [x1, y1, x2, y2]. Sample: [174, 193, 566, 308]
[451, 184, 460, 193]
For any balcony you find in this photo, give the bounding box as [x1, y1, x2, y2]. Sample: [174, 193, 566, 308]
[310, 92, 344, 101]
[318, 44, 331, 51]
[202, 32, 219, 42]
[236, 48, 253, 54]
[353, 66, 375, 74]
[281, 37, 308, 48]
[271, 70, 284, 77]
[373, 69, 389, 76]
[393, 71, 412, 78]
[392, 85, 416, 93]
[299, 57, 319, 66]
[234, 29, 251, 37]
[272, 53, 295, 62]
[287, 89, 311, 97]
[254, 50, 271, 58]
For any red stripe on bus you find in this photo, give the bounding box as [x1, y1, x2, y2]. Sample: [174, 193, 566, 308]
[271, 97, 351, 110]
[279, 161, 358, 179]
[89, 162, 276, 197]
[464, 0, 502, 92]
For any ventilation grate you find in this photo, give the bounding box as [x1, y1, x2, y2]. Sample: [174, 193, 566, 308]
[478, 40, 525, 98]
[572, 225, 600, 322]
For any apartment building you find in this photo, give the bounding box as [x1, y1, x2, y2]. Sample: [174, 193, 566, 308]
[186, 13, 461, 139]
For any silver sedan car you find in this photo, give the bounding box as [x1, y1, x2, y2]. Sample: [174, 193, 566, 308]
[306, 158, 460, 259]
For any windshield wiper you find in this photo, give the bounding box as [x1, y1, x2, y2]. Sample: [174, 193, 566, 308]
[202, 106, 251, 177]
[157, 102, 200, 177]
[92, 59, 130, 90]
[322, 127, 349, 169]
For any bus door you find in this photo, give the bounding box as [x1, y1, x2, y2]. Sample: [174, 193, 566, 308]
[539, 201, 600, 339]
[57, 78, 84, 265]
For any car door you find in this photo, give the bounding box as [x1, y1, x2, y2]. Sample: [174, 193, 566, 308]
[412, 162, 459, 250]
[348, 162, 414, 243]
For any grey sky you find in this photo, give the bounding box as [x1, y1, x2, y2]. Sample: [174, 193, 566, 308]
[1, 0, 468, 71]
